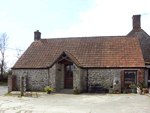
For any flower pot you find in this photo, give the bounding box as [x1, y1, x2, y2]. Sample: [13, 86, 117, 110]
[142, 88, 148, 93]
[128, 91, 132, 93]
[123, 91, 126, 94]
[47, 91, 51, 94]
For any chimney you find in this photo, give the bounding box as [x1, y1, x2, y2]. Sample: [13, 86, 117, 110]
[132, 15, 141, 30]
[34, 30, 41, 41]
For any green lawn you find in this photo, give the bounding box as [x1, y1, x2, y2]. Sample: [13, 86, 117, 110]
[0, 81, 8, 86]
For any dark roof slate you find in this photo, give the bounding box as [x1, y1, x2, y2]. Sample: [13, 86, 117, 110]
[127, 29, 150, 62]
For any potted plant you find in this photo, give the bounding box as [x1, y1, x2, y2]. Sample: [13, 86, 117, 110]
[129, 83, 137, 93]
[143, 88, 148, 93]
[45, 86, 53, 94]
[73, 87, 80, 94]
[139, 81, 148, 93]
[93, 83, 97, 86]
[113, 91, 116, 94]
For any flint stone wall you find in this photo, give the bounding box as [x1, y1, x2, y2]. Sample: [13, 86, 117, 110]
[88, 69, 117, 89]
[12, 67, 145, 93]
[12, 69, 48, 91]
[73, 65, 87, 92]
[49, 63, 64, 92]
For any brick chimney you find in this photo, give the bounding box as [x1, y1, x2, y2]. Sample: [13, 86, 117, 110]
[34, 30, 41, 41]
[132, 15, 141, 30]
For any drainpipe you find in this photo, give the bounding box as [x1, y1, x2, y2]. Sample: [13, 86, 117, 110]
[86, 69, 89, 93]
[48, 68, 49, 86]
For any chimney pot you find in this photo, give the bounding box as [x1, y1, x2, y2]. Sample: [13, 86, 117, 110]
[34, 30, 41, 41]
[132, 15, 141, 30]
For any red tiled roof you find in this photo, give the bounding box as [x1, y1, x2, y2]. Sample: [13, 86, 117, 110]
[12, 35, 145, 69]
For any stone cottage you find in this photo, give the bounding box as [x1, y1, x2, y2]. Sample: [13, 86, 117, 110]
[9, 14, 150, 93]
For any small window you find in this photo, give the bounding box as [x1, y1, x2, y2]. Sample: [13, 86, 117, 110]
[124, 70, 137, 89]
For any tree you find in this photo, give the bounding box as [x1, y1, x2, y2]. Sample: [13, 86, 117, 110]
[0, 33, 9, 81]
[14, 47, 24, 59]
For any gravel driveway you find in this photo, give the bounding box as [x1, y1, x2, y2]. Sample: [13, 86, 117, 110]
[0, 93, 150, 113]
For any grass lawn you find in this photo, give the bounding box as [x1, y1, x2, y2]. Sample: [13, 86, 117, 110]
[0, 81, 8, 86]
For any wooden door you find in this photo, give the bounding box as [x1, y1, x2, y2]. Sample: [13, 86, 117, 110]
[65, 64, 73, 89]
[124, 71, 137, 89]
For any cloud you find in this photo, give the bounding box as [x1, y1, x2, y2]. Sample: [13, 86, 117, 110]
[49, 0, 150, 38]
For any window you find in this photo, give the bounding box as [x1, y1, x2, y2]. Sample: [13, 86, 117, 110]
[124, 70, 137, 88]
[65, 64, 73, 78]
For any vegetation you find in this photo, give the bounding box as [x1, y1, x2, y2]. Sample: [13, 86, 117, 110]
[4, 93, 12, 96]
[0, 33, 9, 81]
[129, 84, 137, 90]
[0, 81, 8, 85]
[73, 87, 80, 94]
[44, 86, 53, 92]
[139, 81, 146, 89]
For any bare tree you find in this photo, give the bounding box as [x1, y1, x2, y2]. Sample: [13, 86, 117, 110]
[13, 47, 24, 59]
[15, 47, 24, 59]
[0, 33, 9, 80]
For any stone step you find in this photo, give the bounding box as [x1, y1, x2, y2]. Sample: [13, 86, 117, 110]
[57, 89, 73, 94]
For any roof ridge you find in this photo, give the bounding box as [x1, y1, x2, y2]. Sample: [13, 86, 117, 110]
[41, 35, 137, 40]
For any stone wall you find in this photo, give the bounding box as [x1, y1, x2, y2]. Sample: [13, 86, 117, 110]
[73, 65, 81, 92]
[49, 64, 56, 92]
[56, 63, 64, 91]
[73, 65, 87, 92]
[87, 68, 145, 93]
[12, 67, 145, 93]
[88, 69, 117, 90]
[82, 69, 87, 92]
[12, 69, 48, 91]
[49, 63, 64, 92]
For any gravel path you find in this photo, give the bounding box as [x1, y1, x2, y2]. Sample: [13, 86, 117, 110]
[0, 93, 150, 113]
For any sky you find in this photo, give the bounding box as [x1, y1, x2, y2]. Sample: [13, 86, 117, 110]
[0, 0, 150, 70]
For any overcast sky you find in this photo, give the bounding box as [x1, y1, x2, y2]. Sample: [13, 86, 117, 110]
[0, 0, 150, 70]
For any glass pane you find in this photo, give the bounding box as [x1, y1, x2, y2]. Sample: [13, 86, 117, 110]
[65, 65, 73, 78]
[66, 65, 70, 78]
